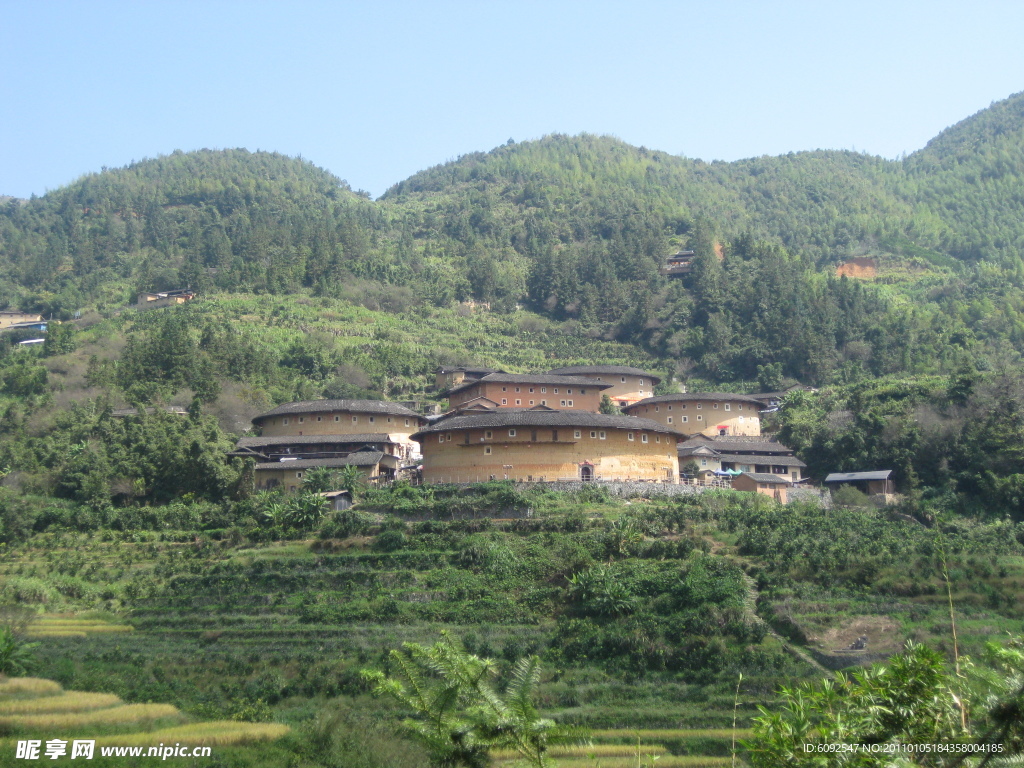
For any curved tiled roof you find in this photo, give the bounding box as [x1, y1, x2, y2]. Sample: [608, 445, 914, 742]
[623, 392, 764, 410]
[254, 452, 391, 470]
[547, 365, 662, 384]
[413, 410, 681, 439]
[252, 399, 424, 425]
[446, 372, 611, 396]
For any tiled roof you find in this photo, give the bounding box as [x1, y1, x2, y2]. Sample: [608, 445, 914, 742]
[253, 400, 424, 424]
[413, 410, 681, 438]
[624, 392, 764, 409]
[446, 372, 612, 396]
[236, 434, 396, 448]
[740, 472, 791, 484]
[547, 365, 662, 384]
[716, 453, 806, 467]
[254, 452, 391, 470]
[824, 470, 893, 483]
[679, 435, 795, 454]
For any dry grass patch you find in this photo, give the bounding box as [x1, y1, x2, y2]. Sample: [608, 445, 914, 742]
[94, 721, 290, 747]
[493, 744, 667, 761]
[545, 758, 734, 768]
[2, 703, 182, 730]
[590, 728, 752, 740]
[0, 692, 121, 715]
[0, 678, 63, 697]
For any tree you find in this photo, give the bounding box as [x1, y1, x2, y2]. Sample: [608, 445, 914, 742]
[0, 626, 39, 676]
[746, 642, 966, 766]
[362, 633, 584, 768]
[599, 395, 618, 415]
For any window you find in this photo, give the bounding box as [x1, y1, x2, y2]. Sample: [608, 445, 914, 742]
[446, 433, 452, 441]
[283, 417, 290, 425]
[628, 431, 635, 441]
[298, 417, 304, 423]
[531, 430, 538, 442]
[620, 377, 626, 382]
[681, 404, 687, 410]
[701, 459, 707, 467]
[484, 446, 492, 455]
[696, 403, 702, 409]
[739, 416, 744, 423]
[369, 416, 375, 424]
[387, 417, 392, 423]
[697, 415, 703, 421]
[541, 400, 547, 406]
[508, 429, 516, 437]
[655, 406, 659, 412]
[485, 430, 492, 439]
[656, 435, 661, 443]
[541, 387, 547, 393]
[352, 416, 358, 423]
[599, 431, 606, 440]
[334, 415, 340, 422]
[667, 417, 673, 424]
[574, 430, 581, 438]
[567, 388, 573, 394]
[296, 472, 302, 478]
[515, 387, 520, 392]
[641, 434, 648, 443]
[501, 399, 508, 405]
[668, 405, 672, 411]
[682, 416, 688, 423]
[529, 400, 534, 405]
[590, 431, 597, 438]
[580, 388, 586, 394]
[515, 399, 521, 405]
[639, 379, 644, 386]
[502, 387, 507, 392]
[560, 400, 566, 407]
[405, 419, 410, 426]
[553, 388, 559, 394]
[713, 403, 719, 409]
[438, 435, 444, 444]
[738, 404, 743, 411]
[567, 400, 573, 407]
[316, 416, 322, 422]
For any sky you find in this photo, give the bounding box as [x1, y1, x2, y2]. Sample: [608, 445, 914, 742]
[2, 1, 1023, 199]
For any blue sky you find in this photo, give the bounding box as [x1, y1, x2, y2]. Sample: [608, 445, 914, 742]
[2, 1, 1023, 199]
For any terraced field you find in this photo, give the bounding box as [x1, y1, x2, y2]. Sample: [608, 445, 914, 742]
[0, 676, 288, 766]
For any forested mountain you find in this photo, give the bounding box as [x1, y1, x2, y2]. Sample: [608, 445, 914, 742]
[1, 91, 1024, 392]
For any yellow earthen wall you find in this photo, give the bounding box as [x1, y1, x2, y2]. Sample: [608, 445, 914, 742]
[255, 464, 376, 493]
[449, 382, 603, 411]
[627, 399, 761, 436]
[582, 374, 653, 407]
[419, 426, 679, 484]
[256, 411, 422, 459]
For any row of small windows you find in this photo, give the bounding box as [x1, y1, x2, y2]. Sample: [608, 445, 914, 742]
[649, 402, 748, 412]
[500, 386, 585, 395]
[279, 415, 412, 427]
[440, 429, 660, 443]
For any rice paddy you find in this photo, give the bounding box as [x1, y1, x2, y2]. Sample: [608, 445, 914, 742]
[25, 614, 133, 639]
[0, 691, 122, 715]
[0, 677, 289, 750]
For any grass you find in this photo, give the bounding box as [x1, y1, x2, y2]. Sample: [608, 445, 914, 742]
[0, 691, 121, 714]
[493, 744, 668, 760]
[1, 703, 183, 730]
[0, 678, 63, 697]
[93, 721, 290, 747]
[26, 615, 134, 639]
[538, 758, 735, 768]
[590, 729, 753, 740]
